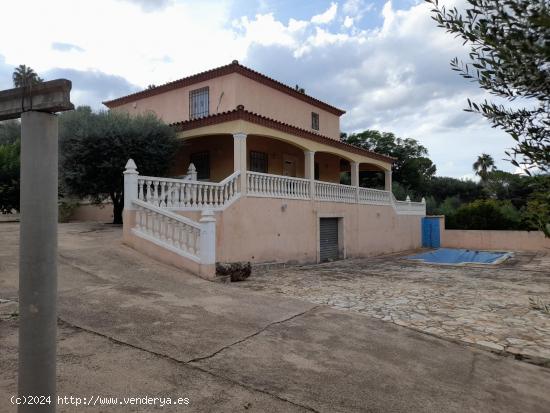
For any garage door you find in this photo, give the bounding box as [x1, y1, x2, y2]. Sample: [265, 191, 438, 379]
[320, 218, 339, 262]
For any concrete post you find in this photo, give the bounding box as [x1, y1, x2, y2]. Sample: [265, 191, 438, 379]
[233, 133, 247, 194]
[123, 159, 139, 211]
[384, 169, 392, 192]
[19, 111, 58, 413]
[304, 150, 315, 200]
[199, 209, 216, 265]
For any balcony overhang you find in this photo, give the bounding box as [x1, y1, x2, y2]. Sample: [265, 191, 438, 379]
[171, 108, 394, 171]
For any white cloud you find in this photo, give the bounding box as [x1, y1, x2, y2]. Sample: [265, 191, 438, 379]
[0, 0, 242, 89]
[343, 16, 354, 28]
[311, 2, 338, 24]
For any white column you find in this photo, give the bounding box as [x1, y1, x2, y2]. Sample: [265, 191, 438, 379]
[199, 209, 216, 265]
[304, 150, 315, 200]
[233, 132, 247, 194]
[351, 162, 359, 187]
[123, 159, 139, 210]
[384, 169, 392, 192]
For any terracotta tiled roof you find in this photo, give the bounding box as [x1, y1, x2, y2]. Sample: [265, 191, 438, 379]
[102, 61, 346, 116]
[171, 107, 395, 164]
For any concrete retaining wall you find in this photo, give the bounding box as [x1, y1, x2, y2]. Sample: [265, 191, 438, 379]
[180, 197, 423, 264]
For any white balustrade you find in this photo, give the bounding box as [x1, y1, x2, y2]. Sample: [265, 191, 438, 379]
[247, 171, 310, 200]
[314, 181, 357, 203]
[391, 193, 426, 215]
[244, 171, 424, 214]
[132, 199, 202, 261]
[124, 160, 424, 216]
[358, 187, 392, 205]
[137, 171, 240, 210]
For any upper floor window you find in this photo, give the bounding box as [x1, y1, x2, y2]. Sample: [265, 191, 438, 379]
[311, 112, 319, 131]
[189, 87, 209, 119]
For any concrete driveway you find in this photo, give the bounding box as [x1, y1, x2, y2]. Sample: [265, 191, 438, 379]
[1, 222, 550, 412]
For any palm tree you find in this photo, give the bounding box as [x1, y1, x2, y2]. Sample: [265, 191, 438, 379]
[473, 153, 496, 182]
[12, 64, 43, 88]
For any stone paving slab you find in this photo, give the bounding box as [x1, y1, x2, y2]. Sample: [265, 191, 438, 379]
[236, 252, 550, 365]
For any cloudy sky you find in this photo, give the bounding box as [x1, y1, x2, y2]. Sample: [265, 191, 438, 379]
[0, 0, 518, 178]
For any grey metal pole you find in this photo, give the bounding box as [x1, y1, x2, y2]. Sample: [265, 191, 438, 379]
[18, 111, 58, 413]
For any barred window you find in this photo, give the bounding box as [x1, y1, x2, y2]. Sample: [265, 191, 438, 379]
[250, 151, 268, 173]
[189, 87, 209, 119]
[311, 112, 319, 131]
[190, 151, 210, 180]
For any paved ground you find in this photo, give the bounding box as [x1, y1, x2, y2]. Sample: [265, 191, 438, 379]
[238, 253, 550, 365]
[1, 222, 550, 413]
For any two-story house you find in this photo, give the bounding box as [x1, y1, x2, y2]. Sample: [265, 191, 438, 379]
[103, 61, 425, 279]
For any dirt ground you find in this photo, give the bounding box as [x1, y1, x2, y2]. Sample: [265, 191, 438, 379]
[1, 222, 550, 413]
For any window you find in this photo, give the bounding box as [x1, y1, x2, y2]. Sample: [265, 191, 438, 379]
[311, 112, 319, 131]
[314, 162, 320, 180]
[250, 151, 268, 173]
[189, 87, 209, 119]
[190, 151, 210, 180]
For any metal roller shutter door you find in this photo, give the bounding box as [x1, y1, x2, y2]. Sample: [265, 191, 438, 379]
[320, 218, 339, 262]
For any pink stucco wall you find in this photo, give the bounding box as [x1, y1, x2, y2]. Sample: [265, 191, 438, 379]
[179, 197, 422, 264]
[70, 203, 114, 222]
[441, 229, 550, 252]
[110, 73, 341, 140]
[436, 216, 550, 252]
[111, 73, 239, 124]
[233, 75, 341, 140]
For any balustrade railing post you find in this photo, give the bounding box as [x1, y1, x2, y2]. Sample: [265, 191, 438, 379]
[199, 209, 216, 265]
[123, 159, 139, 211]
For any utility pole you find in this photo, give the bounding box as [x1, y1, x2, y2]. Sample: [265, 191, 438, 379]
[0, 79, 73, 412]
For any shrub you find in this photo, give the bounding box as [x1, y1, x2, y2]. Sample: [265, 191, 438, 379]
[447, 199, 521, 230]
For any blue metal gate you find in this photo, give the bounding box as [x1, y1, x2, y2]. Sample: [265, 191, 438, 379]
[422, 217, 440, 248]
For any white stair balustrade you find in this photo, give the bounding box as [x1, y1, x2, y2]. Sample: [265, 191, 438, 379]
[132, 199, 202, 261]
[247, 171, 310, 200]
[137, 171, 240, 210]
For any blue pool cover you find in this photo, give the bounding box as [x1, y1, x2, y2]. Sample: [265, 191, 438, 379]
[407, 248, 510, 265]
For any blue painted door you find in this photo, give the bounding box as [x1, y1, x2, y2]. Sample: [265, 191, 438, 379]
[422, 217, 440, 248]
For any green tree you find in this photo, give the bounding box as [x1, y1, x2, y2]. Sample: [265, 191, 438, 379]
[60, 107, 178, 224]
[521, 175, 550, 236]
[343, 130, 436, 195]
[473, 153, 496, 182]
[12, 64, 43, 88]
[448, 199, 521, 230]
[0, 139, 20, 214]
[427, 0, 550, 173]
[0, 120, 20, 145]
[484, 170, 537, 209]
[425, 176, 483, 205]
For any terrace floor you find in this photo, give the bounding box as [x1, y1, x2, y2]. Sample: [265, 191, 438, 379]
[238, 252, 550, 365]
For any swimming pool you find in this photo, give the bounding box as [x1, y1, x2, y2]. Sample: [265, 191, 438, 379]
[407, 248, 511, 265]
